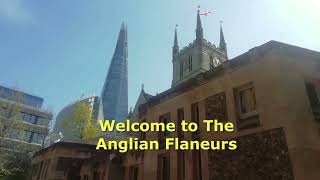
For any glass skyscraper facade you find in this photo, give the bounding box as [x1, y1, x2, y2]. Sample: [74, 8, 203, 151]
[98, 23, 128, 122]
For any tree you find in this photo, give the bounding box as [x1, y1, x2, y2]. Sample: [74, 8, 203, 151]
[0, 91, 24, 137]
[0, 153, 31, 180]
[63, 101, 99, 140]
[0, 88, 52, 179]
[0, 90, 31, 178]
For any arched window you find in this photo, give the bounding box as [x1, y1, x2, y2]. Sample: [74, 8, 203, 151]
[214, 57, 221, 67]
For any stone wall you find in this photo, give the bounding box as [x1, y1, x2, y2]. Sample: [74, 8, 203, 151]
[208, 128, 293, 180]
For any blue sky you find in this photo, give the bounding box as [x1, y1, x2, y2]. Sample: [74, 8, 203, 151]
[0, 0, 319, 124]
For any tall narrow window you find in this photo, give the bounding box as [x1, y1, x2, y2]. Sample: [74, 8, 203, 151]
[158, 155, 170, 180]
[159, 113, 170, 148]
[177, 151, 185, 180]
[234, 82, 259, 130]
[306, 81, 320, 107]
[191, 103, 199, 125]
[134, 167, 139, 180]
[130, 166, 139, 180]
[239, 88, 256, 114]
[177, 108, 184, 138]
[160, 113, 170, 137]
[191, 102, 200, 139]
[192, 150, 202, 180]
[177, 107, 185, 180]
[209, 55, 214, 69]
[180, 61, 184, 78]
[141, 119, 146, 140]
[182, 151, 185, 180]
[235, 83, 257, 116]
[305, 80, 320, 121]
[29, 132, 34, 143]
[188, 55, 192, 72]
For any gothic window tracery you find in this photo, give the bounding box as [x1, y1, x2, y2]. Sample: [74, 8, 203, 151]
[213, 57, 221, 67]
[210, 55, 222, 69]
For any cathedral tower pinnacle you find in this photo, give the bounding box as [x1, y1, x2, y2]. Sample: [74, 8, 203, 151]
[196, 9, 203, 40]
[219, 23, 227, 56]
[173, 25, 179, 58]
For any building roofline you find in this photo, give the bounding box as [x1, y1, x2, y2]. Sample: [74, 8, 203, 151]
[56, 95, 98, 115]
[0, 84, 44, 101]
[0, 97, 53, 118]
[33, 141, 98, 157]
[142, 40, 320, 109]
[61, 95, 98, 110]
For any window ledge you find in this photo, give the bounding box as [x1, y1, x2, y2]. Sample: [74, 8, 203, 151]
[238, 112, 260, 130]
[239, 111, 258, 120]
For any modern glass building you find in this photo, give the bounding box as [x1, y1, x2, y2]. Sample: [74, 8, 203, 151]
[98, 23, 128, 123]
[53, 95, 99, 142]
[0, 85, 52, 153]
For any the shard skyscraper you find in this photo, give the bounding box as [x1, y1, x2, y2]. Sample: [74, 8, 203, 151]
[98, 23, 128, 122]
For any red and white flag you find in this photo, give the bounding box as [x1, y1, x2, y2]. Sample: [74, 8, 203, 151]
[200, 10, 212, 16]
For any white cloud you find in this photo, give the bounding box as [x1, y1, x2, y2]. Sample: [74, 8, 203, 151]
[0, 0, 35, 24]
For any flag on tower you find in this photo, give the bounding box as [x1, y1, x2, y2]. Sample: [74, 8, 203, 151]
[200, 10, 212, 16]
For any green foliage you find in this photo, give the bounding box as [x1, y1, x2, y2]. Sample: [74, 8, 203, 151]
[0, 91, 24, 137]
[64, 101, 99, 140]
[83, 122, 100, 140]
[0, 88, 52, 179]
[0, 152, 31, 179]
[0, 90, 32, 179]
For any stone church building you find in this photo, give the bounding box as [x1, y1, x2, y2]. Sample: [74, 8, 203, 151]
[30, 10, 320, 180]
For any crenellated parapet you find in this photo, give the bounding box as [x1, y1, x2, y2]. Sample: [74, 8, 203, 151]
[171, 9, 228, 87]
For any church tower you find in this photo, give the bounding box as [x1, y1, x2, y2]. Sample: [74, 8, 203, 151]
[172, 10, 228, 87]
[99, 23, 128, 123]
